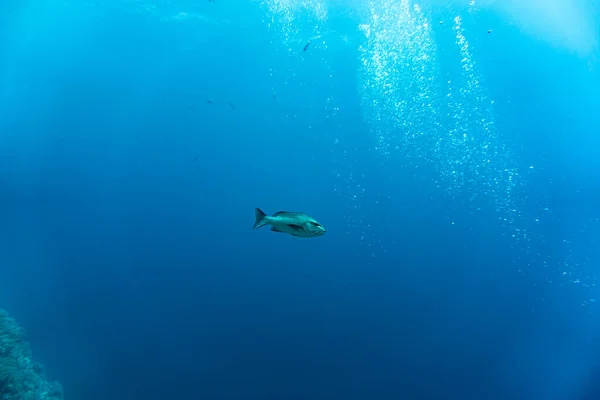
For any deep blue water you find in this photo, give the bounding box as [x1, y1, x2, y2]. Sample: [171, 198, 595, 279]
[1, 1, 599, 399]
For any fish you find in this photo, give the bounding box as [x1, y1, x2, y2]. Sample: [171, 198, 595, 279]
[252, 208, 326, 238]
[303, 41, 311, 52]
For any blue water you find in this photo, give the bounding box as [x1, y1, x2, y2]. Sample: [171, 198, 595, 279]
[1, 1, 599, 399]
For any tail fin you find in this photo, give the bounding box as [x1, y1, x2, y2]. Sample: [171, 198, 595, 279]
[253, 208, 268, 230]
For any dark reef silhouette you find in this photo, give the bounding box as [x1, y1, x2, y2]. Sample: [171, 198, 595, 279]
[0, 309, 64, 400]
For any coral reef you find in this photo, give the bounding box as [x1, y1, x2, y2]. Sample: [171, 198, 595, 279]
[0, 309, 63, 400]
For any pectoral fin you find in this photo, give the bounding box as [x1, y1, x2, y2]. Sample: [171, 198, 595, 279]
[287, 224, 304, 232]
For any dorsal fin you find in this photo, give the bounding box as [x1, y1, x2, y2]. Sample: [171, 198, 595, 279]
[273, 211, 290, 216]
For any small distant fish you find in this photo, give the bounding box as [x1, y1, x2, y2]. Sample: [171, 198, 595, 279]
[303, 41, 311, 52]
[253, 208, 326, 238]
[206, 99, 214, 104]
[272, 93, 277, 100]
[228, 102, 236, 110]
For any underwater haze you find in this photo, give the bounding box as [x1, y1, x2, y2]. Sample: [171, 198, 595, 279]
[1, 0, 599, 399]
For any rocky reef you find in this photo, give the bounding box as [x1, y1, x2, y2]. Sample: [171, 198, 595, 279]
[0, 309, 63, 400]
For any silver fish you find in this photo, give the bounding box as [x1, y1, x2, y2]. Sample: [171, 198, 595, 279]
[252, 208, 326, 238]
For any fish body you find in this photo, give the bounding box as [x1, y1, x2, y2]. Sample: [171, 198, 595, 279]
[253, 208, 326, 238]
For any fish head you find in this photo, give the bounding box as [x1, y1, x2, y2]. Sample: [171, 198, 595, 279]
[305, 220, 326, 237]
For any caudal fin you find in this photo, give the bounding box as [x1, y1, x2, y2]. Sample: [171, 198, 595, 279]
[253, 208, 268, 230]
